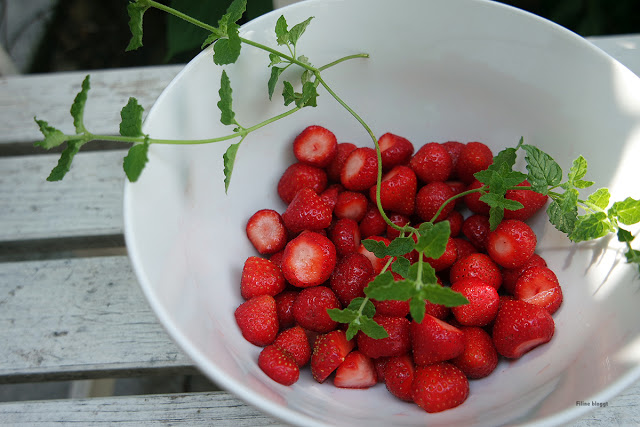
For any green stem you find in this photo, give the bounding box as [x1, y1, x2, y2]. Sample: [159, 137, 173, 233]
[318, 53, 370, 71]
[428, 185, 488, 223]
[148, 1, 219, 34]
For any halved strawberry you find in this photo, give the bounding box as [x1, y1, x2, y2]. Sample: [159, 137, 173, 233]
[501, 253, 547, 295]
[357, 315, 411, 359]
[449, 253, 502, 291]
[503, 180, 549, 221]
[450, 278, 500, 327]
[514, 266, 563, 314]
[277, 162, 327, 204]
[369, 165, 417, 216]
[340, 147, 378, 191]
[410, 314, 464, 366]
[329, 252, 374, 306]
[378, 132, 415, 170]
[311, 330, 355, 383]
[334, 191, 368, 222]
[273, 325, 312, 367]
[240, 256, 286, 300]
[282, 188, 333, 234]
[455, 141, 494, 184]
[334, 350, 378, 389]
[328, 217, 361, 257]
[486, 219, 537, 269]
[245, 209, 288, 255]
[384, 354, 415, 402]
[409, 142, 453, 183]
[451, 326, 498, 379]
[358, 235, 393, 274]
[258, 344, 300, 386]
[492, 299, 555, 358]
[412, 362, 469, 413]
[293, 125, 338, 168]
[326, 142, 357, 182]
[292, 285, 341, 333]
[415, 181, 456, 222]
[234, 295, 279, 347]
[281, 231, 337, 288]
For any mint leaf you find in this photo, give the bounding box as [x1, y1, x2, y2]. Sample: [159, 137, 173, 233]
[119, 97, 144, 137]
[201, 32, 220, 49]
[282, 81, 296, 106]
[618, 228, 635, 243]
[409, 297, 427, 323]
[297, 81, 318, 108]
[421, 284, 469, 307]
[610, 197, 640, 225]
[359, 316, 388, 339]
[288, 17, 313, 47]
[126, 1, 150, 52]
[123, 139, 150, 182]
[362, 236, 414, 258]
[217, 70, 236, 126]
[488, 205, 505, 231]
[625, 249, 640, 272]
[268, 53, 283, 66]
[587, 188, 611, 210]
[70, 75, 90, 133]
[223, 140, 242, 193]
[222, 0, 247, 24]
[569, 212, 612, 242]
[391, 256, 411, 278]
[416, 221, 450, 258]
[566, 155, 594, 189]
[268, 66, 285, 100]
[326, 307, 358, 324]
[46, 140, 82, 182]
[348, 297, 376, 318]
[407, 261, 438, 286]
[213, 23, 241, 65]
[547, 188, 578, 234]
[33, 118, 67, 149]
[274, 15, 289, 45]
[521, 144, 562, 194]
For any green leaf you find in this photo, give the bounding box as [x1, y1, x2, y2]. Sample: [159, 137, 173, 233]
[364, 272, 415, 301]
[274, 15, 289, 45]
[488, 146, 518, 173]
[217, 71, 236, 126]
[268, 66, 285, 100]
[220, 0, 247, 28]
[119, 97, 144, 137]
[547, 188, 578, 234]
[268, 53, 283, 66]
[610, 197, 640, 225]
[362, 237, 414, 258]
[617, 228, 635, 243]
[70, 75, 90, 133]
[391, 256, 411, 278]
[33, 118, 67, 149]
[282, 81, 296, 106]
[568, 155, 588, 182]
[587, 188, 611, 210]
[288, 17, 314, 47]
[126, 1, 150, 52]
[407, 261, 438, 286]
[223, 140, 242, 193]
[569, 212, 613, 242]
[359, 316, 388, 339]
[488, 205, 505, 231]
[201, 32, 220, 49]
[625, 249, 640, 272]
[46, 140, 82, 181]
[521, 144, 563, 194]
[213, 23, 242, 65]
[326, 307, 358, 324]
[421, 284, 469, 307]
[123, 139, 150, 182]
[415, 221, 450, 258]
[348, 297, 376, 318]
[409, 297, 426, 323]
[297, 81, 318, 108]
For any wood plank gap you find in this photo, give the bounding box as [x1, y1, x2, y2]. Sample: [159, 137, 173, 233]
[0, 234, 126, 263]
[0, 140, 132, 157]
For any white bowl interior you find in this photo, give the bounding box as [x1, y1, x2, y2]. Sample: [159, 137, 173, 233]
[124, 0, 640, 425]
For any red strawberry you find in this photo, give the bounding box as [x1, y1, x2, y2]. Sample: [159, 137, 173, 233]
[329, 252, 374, 306]
[326, 142, 357, 182]
[359, 204, 387, 238]
[501, 253, 547, 294]
[412, 362, 469, 413]
[450, 278, 500, 327]
[277, 162, 327, 204]
[293, 286, 341, 333]
[445, 180, 467, 207]
[269, 250, 284, 268]
[358, 235, 393, 274]
[378, 132, 415, 170]
[451, 327, 498, 379]
[245, 209, 288, 255]
[463, 179, 491, 216]
[503, 180, 549, 221]
[452, 237, 478, 262]
[334, 191, 368, 222]
[449, 253, 502, 291]
[372, 272, 411, 318]
[282, 188, 333, 234]
[320, 183, 343, 211]
[274, 290, 298, 329]
[281, 231, 337, 288]
[442, 141, 465, 174]
[410, 314, 464, 366]
[374, 357, 389, 383]
[334, 350, 378, 389]
[293, 125, 338, 168]
[455, 141, 494, 184]
[423, 293, 452, 320]
[409, 142, 453, 183]
[424, 237, 458, 272]
[258, 344, 300, 386]
[513, 266, 563, 314]
[369, 165, 417, 216]
[462, 213, 491, 250]
[311, 330, 355, 383]
[491, 299, 555, 358]
[234, 295, 279, 346]
[486, 219, 537, 269]
[357, 315, 411, 359]
[384, 354, 415, 402]
[446, 210, 464, 238]
[340, 147, 378, 191]
[273, 325, 312, 367]
[240, 256, 286, 300]
[415, 181, 456, 222]
[386, 213, 411, 240]
[328, 217, 361, 257]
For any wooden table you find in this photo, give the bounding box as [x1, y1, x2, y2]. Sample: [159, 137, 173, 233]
[1, 34, 639, 426]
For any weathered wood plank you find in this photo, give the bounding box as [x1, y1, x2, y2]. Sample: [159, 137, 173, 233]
[0, 256, 194, 382]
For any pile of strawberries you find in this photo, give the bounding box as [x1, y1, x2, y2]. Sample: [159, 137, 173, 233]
[234, 125, 563, 413]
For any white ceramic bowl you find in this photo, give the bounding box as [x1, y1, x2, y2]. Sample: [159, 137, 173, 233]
[123, 0, 640, 425]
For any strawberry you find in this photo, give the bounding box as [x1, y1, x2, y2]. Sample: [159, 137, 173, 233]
[357, 315, 411, 359]
[277, 162, 327, 204]
[513, 266, 563, 314]
[378, 132, 415, 170]
[486, 219, 537, 269]
[273, 325, 312, 367]
[372, 272, 411, 318]
[445, 180, 467, 207]
[410, 314, 464, 366]
[409, 142, 453, 183]
[451, 327, 498, 379]
[334, 191, 368, 222]
[234, 295, 279, 347]
[274, 290, 298, 329]
[358, 235, 393, 274]
[293, 125, 338, 168]
[334, 350, 378, 389]
[311, 330, 355, 383]
[450, 278, 500, 326]
[269, 250, 284, 268]
[374, 357, 389, 383]
[245, 209, 288, 255]
[455, 141, 494, 184]
[415, 181, 455, 222]
[503, 180, 549, 221]
[281, 231, 337, 288]
[328, 217, 361, 257]
[359, 203, 387, 238]
[340, 146, 378, 191]
[463, 179, 491, 216]
[449, 253, 502, 291]
[446, 210, 464, 238]
[384, 354, 415, 402]
[326, 142, 357, 182]
[442, 141, 465, 175]
[240, 256, 286, 300]
[424, 237, 458, 272]
[423, 295, 451, 320]
[319, 183, 343, 211]
[386, 213, 411, 240]
[452, 237, 478, 262]
[491, 299, 555, 358]
[411, 362, 469, 413]
[293, 286, 341, 333]
[369, 165, 417, 216]
[258, 344, 300, 386]
[461, 213, 491, 250]
[282, 188, 333, 234]
[329, 252, 374, 306]
[501, 253, 547, 295]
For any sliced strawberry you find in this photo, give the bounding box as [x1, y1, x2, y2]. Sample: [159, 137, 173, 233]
[384, 354, 415, 402]
[461, 213, 491, 250]
[410, 314, 464, 366]
[329, 252, 374, 306]
[274, 290, 298, 329]
[451, 326, 498, 379]
[282, 188, 333, 234]
[311, 330, 355, 383]
[240, 256, 286, 300]
[503, 180, 549, 221]
[514, 266, 563, 314]
[281, 231, 337, 288]
[424, 237, 458, 272]
[358, 235, 393, 274]
[455, 141, 494, 184]
[357, 315, 411, 359]
[450, 252, 502, 291]
[359, 203, 387, 238]
[334, 191, 368, 222]
[273, 325, 312, 367]
[258, 344, 299, 386]
[412, 362, 469, 413]
[491, 299, 555, 358]
[277, 162, 327, 204]
[450, 278, 500, 327]
[293, 285, 341, 333]
[486, 219, 537, 269]
[501, 253, 547, 295]
[334, 350, 378, 389]
[245, 209, 288, 255]
[328, 217, 361, 257]
[340, 147, 378, 191]
[415, 181, 455, 223]
[326, 142, 357, 182]
[369, 165, 417, 216]
[293, 125, 338, 168]
[409, 142, 453, 183]
[378, 132, 415, 170]
[234, 295, 279, 347]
